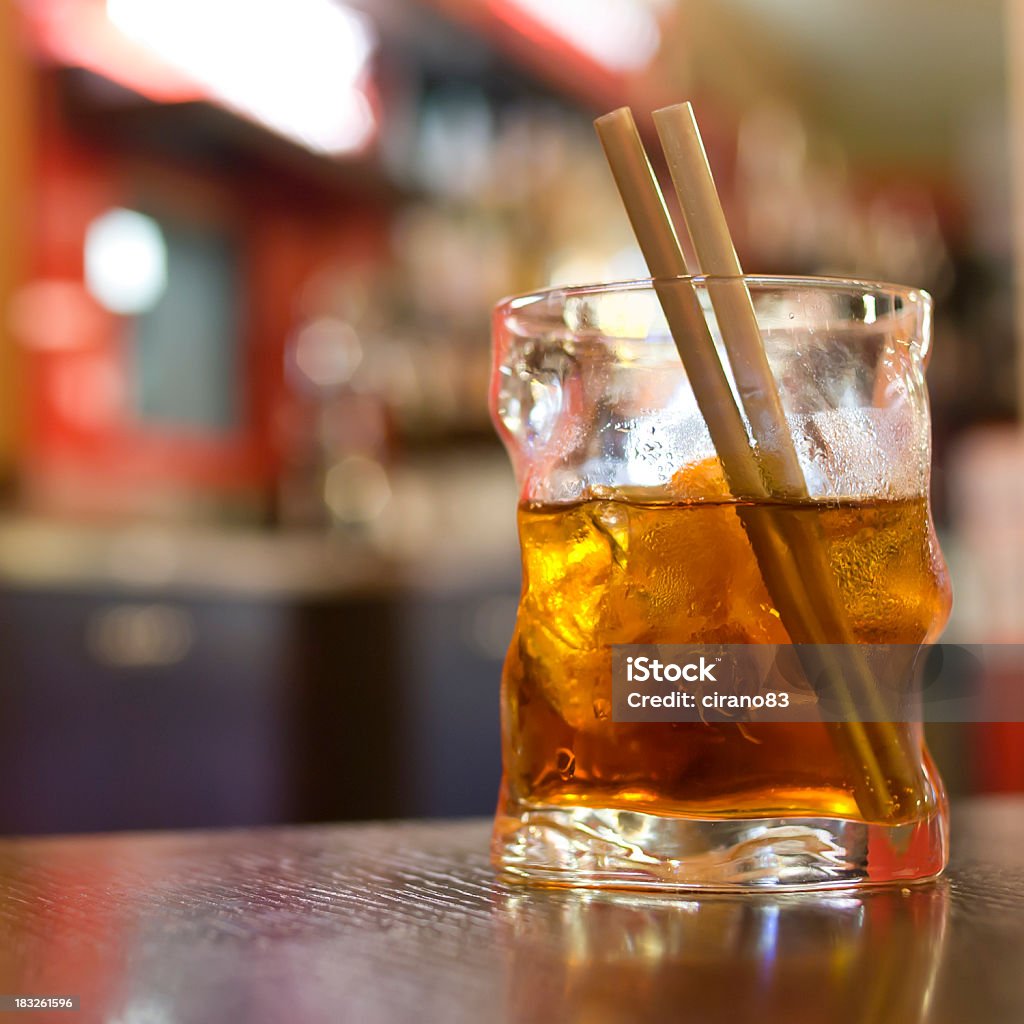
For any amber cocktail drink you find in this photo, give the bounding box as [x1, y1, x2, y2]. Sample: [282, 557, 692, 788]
[491, 278, 950, 889]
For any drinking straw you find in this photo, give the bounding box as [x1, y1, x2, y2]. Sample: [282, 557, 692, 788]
[593, 108, 765, 501]
[594, 107, 922, 822]
[651, 101, 924, 813]
[652, 102, 807, 498]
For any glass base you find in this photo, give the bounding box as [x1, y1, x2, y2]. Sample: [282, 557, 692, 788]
[492, 796, 948, 891]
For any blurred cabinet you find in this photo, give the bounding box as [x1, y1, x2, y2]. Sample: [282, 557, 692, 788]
[396, 584, 513, 818]
[0, 588, 295, 833]
[0, 570, 514, 835]
[0, 586, 400, 834]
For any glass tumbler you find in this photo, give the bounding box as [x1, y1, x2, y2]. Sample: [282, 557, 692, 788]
[490, 276, 951, 890]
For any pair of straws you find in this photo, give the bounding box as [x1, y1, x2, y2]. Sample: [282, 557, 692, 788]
[595, 105, 922, 822]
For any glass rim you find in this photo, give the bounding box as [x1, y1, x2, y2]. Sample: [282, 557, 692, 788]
[495, 273, 933, 317]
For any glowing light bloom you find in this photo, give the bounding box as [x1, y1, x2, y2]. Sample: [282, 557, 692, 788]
[292, 317, 363, 391]
[84, 208, 168, 315]
[324, 456, 391, 524]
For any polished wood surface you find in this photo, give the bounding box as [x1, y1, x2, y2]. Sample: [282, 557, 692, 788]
[0, 798, 1022, 1023]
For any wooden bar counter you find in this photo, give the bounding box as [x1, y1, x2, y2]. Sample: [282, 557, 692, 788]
[0, 798, 1021, 1022]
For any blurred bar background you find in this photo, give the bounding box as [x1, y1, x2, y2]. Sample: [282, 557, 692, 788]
[0, 0, 1020, 833]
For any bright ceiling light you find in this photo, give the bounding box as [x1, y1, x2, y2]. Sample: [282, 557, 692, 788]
[502, 0, 661, 72]
[85, 208, 167, 315]
[106, 0, 377, 154]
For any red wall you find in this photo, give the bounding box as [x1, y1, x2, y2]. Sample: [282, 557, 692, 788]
[19, 77, 391, 517]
